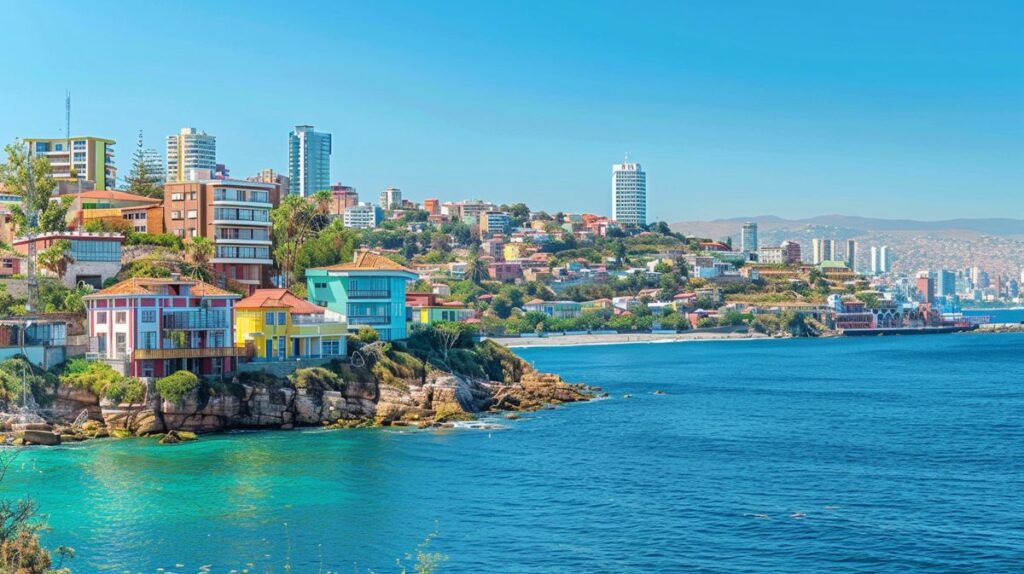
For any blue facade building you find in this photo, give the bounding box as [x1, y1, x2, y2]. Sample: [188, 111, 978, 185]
[288, 125, 332, 197]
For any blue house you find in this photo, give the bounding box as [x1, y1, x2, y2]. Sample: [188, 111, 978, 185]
[305, 251, 418, 341]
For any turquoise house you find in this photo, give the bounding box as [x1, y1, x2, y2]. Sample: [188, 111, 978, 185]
[306, 251, 418, 341]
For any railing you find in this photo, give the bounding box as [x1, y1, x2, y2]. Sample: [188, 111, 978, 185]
[347, 315, 391, 325]
[348, 290, 391, 299]
[163, 313, 229, 330]
[215, 229, 271, 241]
[213, 192, 270, 204]
[134, 346, 250, 360]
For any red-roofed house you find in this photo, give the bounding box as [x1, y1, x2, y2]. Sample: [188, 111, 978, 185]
[234, 288, 347, 361]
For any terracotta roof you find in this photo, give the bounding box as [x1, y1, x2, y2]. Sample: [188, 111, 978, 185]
[313, 250, 415, 273]
[525, 298, 546, 305]
[76, 189, 161, 203]
[85, 277, 238, 298]
[235, 288, 326, 313]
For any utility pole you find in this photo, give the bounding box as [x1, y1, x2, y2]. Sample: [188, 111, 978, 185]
[24, 142, 38, 314]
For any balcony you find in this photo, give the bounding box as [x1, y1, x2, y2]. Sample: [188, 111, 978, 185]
[134, 346, 250, 360]
[348, 289, 391, 299]
[163, 312, 230, 330]
[348, 315, 391, 325]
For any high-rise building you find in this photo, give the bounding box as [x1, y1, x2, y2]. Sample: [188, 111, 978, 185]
[167, 128, 216, 183]
[423, 198, 440, 215]
[845, 239, 858, 272]
[288, 125, 332, 197]
[142, 148, 165, 186]
[870, 246, 880, 275]
[879, 246, 891, 273]
[26, 136, 117, 190]
[740, 222, 758, 253]
[611, 161, 646, 227]
[163, 178, 280, 293]
[380, 186, 402, 210]
[916, 272, 935, 303]
[812, 239, 836, 265]
[937, 270, 956, 297]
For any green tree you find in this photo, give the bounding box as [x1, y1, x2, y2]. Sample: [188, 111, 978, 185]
[0, 140, 57, 231]
[271, 195, 321, 286]
[466, 257, 489, 284]
[125, 130, 162, 198]
[36, 239, 74, 280]
[184, 236, 214, 280]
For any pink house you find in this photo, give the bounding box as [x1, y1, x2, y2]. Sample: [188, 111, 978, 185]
[83, 276, 244, 378]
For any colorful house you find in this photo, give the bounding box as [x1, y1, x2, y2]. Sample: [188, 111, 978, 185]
[83, 276, 243, 378]
[523, 299, 583, 319]
[405, 292, 476, 324]
[306, 251, 418, 341]
[234, 289, 347, 361]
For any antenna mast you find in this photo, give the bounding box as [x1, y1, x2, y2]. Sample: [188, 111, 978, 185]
[24, 142, 38, 313]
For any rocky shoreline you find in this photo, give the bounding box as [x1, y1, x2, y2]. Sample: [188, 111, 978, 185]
[2, 369, 602, 447]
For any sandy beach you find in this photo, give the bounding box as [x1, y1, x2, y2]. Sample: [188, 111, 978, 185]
[489, 331, 771, 348]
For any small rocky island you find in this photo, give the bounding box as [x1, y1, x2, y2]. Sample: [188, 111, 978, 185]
[0, 330, 600, 446]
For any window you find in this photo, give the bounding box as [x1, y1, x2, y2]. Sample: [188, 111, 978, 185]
[96, 311, 107, 324]
[174, 229, 185, 238]
[188, 192, 197, 200]
[265, 312, 275, 325]
[187, 210, 198, 219]
[171, 211, 183, 220]
[96, 334, 107, 353]
[171, 193, 184, 201]
[323, 340, 341, 356]
[141, 310, 156, 323]
[278, 312, 286, 326]
[314, 282, 327, 289]
[190, 228, 198, 238]
[115, 311, 127, 324]
[141, 332, 157, 349]
[141, 361, 154, 378]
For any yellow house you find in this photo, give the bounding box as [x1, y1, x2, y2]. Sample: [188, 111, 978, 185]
[234, 288, 348, 361]
[503, 242, 534, 261]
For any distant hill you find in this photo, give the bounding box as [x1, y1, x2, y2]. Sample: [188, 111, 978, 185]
[670, 215, 1024, 278]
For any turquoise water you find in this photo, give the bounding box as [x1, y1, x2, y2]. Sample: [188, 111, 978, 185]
[5, 333, 1024, 572]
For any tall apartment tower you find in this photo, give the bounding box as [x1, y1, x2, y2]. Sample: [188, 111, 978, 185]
[870, 246, 880, 275]
[380, 186, 402, 210]
[740, 222, 758, 253]
[611, 161, 646, 227]
[288, 125, 332, 197]
[879, 246, 891, 273]
[26, 136, 117, 189]
[167, 128, 216, 183]
[845, 239, 857, 272]
[811, 239, 835, 265]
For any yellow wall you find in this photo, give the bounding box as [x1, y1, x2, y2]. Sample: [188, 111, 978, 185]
[235, 308, 347, 360]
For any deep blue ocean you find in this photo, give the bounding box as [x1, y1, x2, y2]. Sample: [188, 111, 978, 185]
[6, 333, 1024, 573]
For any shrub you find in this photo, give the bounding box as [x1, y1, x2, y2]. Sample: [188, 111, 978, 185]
[289, 367, 343, 393]
[155, 370, 199, 402]
[58, 358, 145, 403]
[356, 326, 380, 344]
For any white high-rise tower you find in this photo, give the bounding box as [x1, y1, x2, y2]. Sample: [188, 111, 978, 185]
[612, 160, 646, 227]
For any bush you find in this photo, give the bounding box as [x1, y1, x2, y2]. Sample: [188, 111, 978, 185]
[356, 326, 380, 344]
[289, 367, 343, 393]
[58, 358, 144, 403]
[155, 370, 199, 402]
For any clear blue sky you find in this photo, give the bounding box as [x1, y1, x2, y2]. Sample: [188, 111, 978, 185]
[2, 0, 1021, 222]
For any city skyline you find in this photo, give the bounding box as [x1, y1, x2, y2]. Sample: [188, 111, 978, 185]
[2, 1, 1022, 222]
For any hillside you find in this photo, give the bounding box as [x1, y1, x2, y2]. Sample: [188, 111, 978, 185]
[671, 215, 1024, 277]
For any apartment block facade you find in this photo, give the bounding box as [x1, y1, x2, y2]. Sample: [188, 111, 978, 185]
[163, 179, 280, 292]
[26, 136, 117, 190]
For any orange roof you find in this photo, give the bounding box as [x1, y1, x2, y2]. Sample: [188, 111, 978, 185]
[85, 277, 237, 298]
[525, 298, 546, 305]
[235, 288, 326, 313]
[76, 189, 161, 204]
[313, 250, 415, 273]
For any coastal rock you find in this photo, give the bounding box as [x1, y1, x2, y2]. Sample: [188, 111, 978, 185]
[19, 429, 61, 446]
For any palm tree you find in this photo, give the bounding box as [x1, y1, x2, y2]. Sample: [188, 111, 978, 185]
[185, 236, 214, 280]
[467, 257, 489, 284]
[312, 189, 333, 217]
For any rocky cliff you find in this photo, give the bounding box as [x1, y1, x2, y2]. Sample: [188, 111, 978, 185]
[47, 369, 598, 438]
